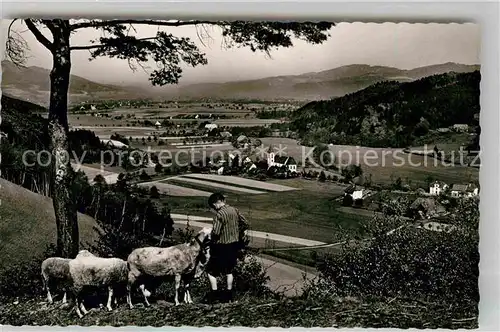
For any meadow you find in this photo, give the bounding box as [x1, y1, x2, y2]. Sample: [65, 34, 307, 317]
[260, 137, 479, 185]
[158, 177, 368, 245]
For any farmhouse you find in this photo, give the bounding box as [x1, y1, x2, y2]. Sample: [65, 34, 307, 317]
[155, 121, 161, 128]
[237, 135, 249, 144]
[100, 139, 128, 149]
[267, 152, 297, 172]
[205, 123, 218, 131]
[410, 197, 446, 219]
[429, 181, 448, 196]
[344, 184, 364, 200]
[220, 131, 232, 138]
[452, 124, 469, 132]
[450, 183, 479, 198]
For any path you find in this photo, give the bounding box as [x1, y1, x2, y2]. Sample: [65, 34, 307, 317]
[171, 214, 326, 247]
[72, 164, 120, 184]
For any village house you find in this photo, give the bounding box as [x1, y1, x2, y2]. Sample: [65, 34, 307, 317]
[101, 139, 129, 149]
[267, 152, 297, 172]
[154, 121, 161, 128]
[450, 183, 479, 198]
[219, 131, 232, 138]
[452, 124, 469, 132]
[205, 123, 218, 131]
[344, 184, 364, 200]
[429, 180, 449, 196]
[236, 135, 249, 143]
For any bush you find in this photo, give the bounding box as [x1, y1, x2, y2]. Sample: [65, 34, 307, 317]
[139, 170, 151, 181]
[318, 171, 326, 182]
[154, 163, 163, 173]
[150, 185, 160, 198]
[305, 198, 479, 311]
[342, 194, 353, 207]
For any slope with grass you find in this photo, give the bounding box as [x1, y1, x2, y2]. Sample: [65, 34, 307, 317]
[0, 179, 100, 273]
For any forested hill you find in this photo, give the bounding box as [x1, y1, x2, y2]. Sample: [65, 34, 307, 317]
[1, 95, 50, 149]
[290, 71, 481, 148]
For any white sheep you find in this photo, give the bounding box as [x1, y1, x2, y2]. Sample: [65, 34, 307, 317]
[69, 250, 128, 318]
[41, 257, 72, 304]
[126, 227, 212, 308]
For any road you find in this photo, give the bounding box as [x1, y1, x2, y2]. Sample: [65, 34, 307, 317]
[171, 214, 326, 247]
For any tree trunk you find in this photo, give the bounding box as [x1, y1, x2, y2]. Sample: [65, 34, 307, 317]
[48, 20, 79, 258]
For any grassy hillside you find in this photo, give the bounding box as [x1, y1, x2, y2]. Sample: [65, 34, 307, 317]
[162, 62, 479, 101]
[1, 61, 145, 106]
[0, 178, 99, 274]
[290, 70, 480, 147]
[0, 95, 99, 273]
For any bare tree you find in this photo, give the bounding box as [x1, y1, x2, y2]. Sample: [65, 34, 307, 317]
[6, 18, 334, 258]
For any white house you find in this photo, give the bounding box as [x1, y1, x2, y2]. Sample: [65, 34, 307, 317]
[429, 181, 448, 196]
[90, 105, 97, 111]
[352, 189, 364, 200]
[452, 124, 469, 132]
[344, 184, 364, 200]
[100, 139, 129, 149]
[155, 121, 161, 128]
[267, 152, 297, 172]
[220, 131, 232, 138]
[450, 183, 479, 198]
[205, 123, 218, 131]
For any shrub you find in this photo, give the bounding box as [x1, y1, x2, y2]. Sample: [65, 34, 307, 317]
[305, 198, 479, 312]
[139, 170, 151, 181]
[318, 171, 326, 182]
[150, 185, 160, 198]
[342, 194, 353, 207]
[353, 198, 363, 207]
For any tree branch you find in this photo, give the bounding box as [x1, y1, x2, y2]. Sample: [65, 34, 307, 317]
[6, 19, 28, 67]
[70, 19, 222, 31]
[24, 19, 54, 51]
[70, 36, 157, 50]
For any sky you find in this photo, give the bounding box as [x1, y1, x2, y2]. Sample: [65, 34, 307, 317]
[1, 20, 480, 86]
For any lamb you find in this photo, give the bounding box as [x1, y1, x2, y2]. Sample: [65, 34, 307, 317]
[126, 227, 212, 308]
[41, 257, 72, 304]
[69, 250, 128, 318]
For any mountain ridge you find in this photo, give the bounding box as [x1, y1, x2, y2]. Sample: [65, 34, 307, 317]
[159, 62, 480, 101]
[2, 60, 480, 103]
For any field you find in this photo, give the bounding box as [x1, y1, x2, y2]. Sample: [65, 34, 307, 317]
[160, 177, 368, 245]
[178, 174, 299, 192]
[260, 137, 479, 185]
[167, 177, 268, 195]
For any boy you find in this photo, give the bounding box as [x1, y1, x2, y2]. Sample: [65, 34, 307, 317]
[204, 192, 249, 304]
